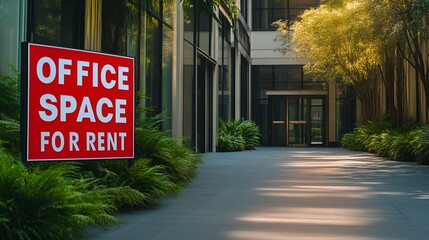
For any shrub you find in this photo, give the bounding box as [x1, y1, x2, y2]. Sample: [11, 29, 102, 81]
[217, 132, 245, 152]
[410, 126, 429, 165]
[0, 70, 21, 156]
[341, 119, 429, 165]
[0, 118, 20, 156]
[239, 120, 261, 150]
[340, 132, 362, 150]
[217, 119, 260, 152]
[126, 159, 176, 201]
[0, 69, 20, 120]
[134, 127, 202, 189]
[341, 118, 393, 152]
[386, 130, 414, 162]
[0, 149, 118, 240]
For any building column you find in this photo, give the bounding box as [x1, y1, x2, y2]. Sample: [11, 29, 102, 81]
[172, 0, 184, 138]
[328, 82, 336, 146]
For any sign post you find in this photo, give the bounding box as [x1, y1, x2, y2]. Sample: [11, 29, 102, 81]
[21, 43, 135, 162]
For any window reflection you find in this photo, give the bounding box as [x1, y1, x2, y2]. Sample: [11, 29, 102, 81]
[28, 0, 174, 132]
[0, 0, 23, 73]
[162, 26, 173, 131]
[31, 0, 84, 48]
[183, 41, 194, 147]
[218, 12, 233, 121]
[101, 0, 173, 130]
[102, 0, 139, 56]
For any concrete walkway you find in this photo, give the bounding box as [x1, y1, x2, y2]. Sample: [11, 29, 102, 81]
[88, 147, 429, 240]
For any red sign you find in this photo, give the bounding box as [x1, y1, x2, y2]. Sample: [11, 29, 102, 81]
[24, 43, 134, 161]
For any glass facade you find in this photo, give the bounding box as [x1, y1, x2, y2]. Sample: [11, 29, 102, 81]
[100, 0, 173, 130]
[27, 0, 174, 131]
[182, 0, 217, 152]
[252, 0, 319, 31]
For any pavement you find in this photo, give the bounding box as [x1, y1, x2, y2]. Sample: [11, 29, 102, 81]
[87, 147, 429, 240]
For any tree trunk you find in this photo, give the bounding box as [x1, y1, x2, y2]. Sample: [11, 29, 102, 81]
[395, 50, 405, 125]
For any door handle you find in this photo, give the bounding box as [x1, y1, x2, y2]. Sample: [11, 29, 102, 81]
[273, 121, 285, 124]
[289, 120, 306, 124]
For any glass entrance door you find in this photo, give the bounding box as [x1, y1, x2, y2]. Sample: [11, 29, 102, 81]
[310, 98, 324, 145]
[270, 96, 325, 146]
[272, 98, 286, 145]
[287, 98, 308, 145]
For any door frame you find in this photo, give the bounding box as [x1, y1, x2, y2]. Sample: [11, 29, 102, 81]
[269, 95, 327, 147]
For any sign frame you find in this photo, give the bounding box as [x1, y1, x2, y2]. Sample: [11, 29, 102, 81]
[21, 42, 135, 162]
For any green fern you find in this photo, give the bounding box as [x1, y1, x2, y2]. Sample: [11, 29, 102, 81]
[217, 119, 260, 152]
[0, 69, 20, 120]
[239, 120, 261, 150]
[217, 132, 245, 152]
[409, 126, 429, 165]
[0, 118, 20, 156]
[126, 159, 177, 201]
[0, 150, 119, 240]
[134, 127, 202, 187]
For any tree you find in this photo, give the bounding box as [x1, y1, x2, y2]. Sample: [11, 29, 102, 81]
[275, 1, 384, 122]
[361, 0, 408, 126]
[384, 0, 429, 122]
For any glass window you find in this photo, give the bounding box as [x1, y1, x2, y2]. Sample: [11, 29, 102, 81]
[253, 65, 325, 91]
[289, 0, 319, 8]
[258, 65, 273, 83]
[218, 12, 233, 121]
[148, 0, 161, 17]
[183, 41, 194, 147]
[274, 65, 302, 90]
[145, 16, 162, 112]
[252, 0, 319, 31]
[273, 9, 288, 22]
[198, 12, 211, 55]
[183, 5, 194, 44]
[183, 0, 212, 56]
[30, 0, 84, 48]
[163, 0, 173, 26]
[240, 0, 248, 22]
[0, 0, 24, 74]
[271, 0, 287, 8]
[162, 25, 173, 131]
[336, 85, 356, 140]
[240, 56, 249, 119]
[101, 0, 139, 56]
